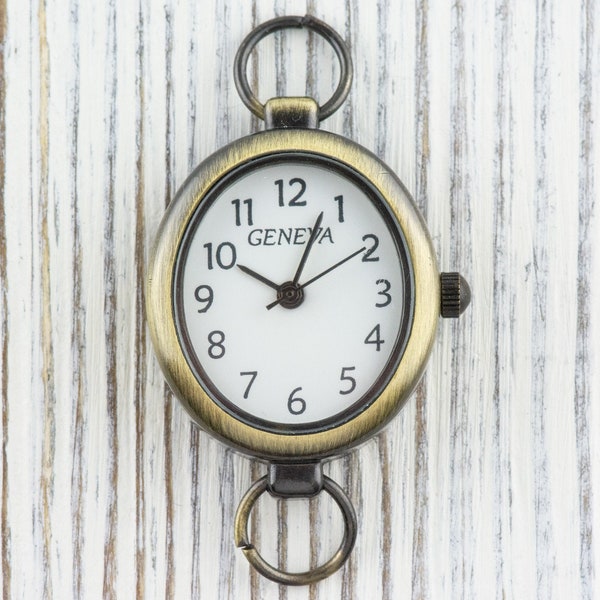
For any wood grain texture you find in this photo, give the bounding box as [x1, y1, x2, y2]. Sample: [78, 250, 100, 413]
[1, 0, 599, 598]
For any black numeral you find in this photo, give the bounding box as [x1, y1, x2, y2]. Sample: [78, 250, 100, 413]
[204, 242, 237, 270]
[334, 195, 344, 222]
[339, 367, 356, 395]
[208, 330, 226, 359]
[275, 178, 307, 207]
[194, 285, 214, 313]
[375, 279, 391, 307]
[287, 387, 306, 415]
[362, 234, 380, 262]
[240, 371, 258, 399]
[364, 324, 384, 351]
[231, 198, 253, 226]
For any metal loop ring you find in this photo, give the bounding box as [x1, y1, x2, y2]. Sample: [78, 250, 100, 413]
[233, 15, 353, 122]
[234, 474, 357, 586]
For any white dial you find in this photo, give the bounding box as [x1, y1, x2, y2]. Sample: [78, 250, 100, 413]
[174, 155, 413, 432]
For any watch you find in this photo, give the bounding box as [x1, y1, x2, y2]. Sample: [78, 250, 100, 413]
[146, 15, 470, 586]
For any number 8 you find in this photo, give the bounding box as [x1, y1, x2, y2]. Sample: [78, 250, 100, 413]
[208, 330, 226, 359]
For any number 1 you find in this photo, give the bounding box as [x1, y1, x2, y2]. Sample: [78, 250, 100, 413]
[334, 195, 344, 222]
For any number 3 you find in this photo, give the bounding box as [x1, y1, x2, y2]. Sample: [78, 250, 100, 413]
[375, 279, 391, 307]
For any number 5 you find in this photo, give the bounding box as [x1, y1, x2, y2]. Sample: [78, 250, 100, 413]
[339, 367, 356, 395]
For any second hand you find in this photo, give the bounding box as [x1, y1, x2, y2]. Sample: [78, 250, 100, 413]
[266, 246, 366, 310]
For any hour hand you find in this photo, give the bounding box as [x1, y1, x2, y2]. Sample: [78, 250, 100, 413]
[237, 264, 280, 291]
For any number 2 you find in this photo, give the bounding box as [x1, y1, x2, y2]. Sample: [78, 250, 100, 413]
[362, 234, 379, 262]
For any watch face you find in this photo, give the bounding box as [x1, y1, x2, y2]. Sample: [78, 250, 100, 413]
[173, 154, 414, 434]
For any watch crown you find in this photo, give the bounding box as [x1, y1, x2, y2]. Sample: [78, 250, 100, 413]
[440, 272, 471, 318]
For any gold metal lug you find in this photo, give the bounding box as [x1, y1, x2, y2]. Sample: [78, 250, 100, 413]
[264, 97, 319, 129]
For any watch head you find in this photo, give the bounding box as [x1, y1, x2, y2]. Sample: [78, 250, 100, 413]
[147, 129, 439, 459]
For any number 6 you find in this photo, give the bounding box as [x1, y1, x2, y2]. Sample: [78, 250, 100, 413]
[287, 387, 306, 415]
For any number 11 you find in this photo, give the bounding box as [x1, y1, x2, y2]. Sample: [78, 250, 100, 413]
[232, 198, 253, 226]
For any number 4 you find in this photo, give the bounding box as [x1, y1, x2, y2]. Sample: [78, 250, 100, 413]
[364, 324, 384, 351]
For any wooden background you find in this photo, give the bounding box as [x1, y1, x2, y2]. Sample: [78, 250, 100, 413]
[1, 0, 599, 598]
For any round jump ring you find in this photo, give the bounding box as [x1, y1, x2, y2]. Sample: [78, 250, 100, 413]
[234, 474, 357, 586]
[233, 15, 353, 122]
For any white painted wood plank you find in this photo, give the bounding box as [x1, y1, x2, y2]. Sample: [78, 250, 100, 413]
[1, 0, 598, 598]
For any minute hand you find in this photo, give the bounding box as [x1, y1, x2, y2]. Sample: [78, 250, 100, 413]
[292, 211, 324, 284]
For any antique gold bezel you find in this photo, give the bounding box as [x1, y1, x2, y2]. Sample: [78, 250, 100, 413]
[146, 128, 440, 460]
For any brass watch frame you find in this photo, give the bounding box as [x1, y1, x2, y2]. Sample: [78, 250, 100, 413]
[146, 128, 440, 461]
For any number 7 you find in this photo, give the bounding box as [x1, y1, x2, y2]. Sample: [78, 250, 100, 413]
[240, 371, 258, 399]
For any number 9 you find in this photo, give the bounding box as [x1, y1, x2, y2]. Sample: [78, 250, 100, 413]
[194, 285, 214, 313]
